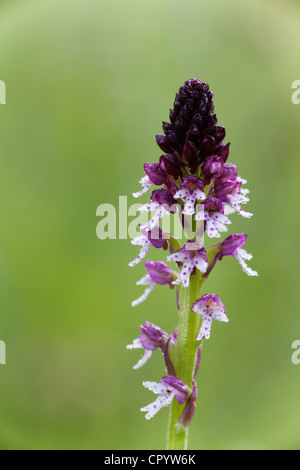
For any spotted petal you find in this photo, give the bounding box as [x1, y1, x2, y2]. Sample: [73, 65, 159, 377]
[133, 175, 153, 198]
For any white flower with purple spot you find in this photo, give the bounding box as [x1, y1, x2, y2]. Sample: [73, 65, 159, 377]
[138, 202, 166, 232]
[129, 227, 169, 267]
[195, 197, 231, 238]
[215, 177, 252, 219]
[174, 176, 206, 215]
[139, 189, 177, 232]
[167, 241, 208, 287]
[226, 186, 252, 219]
[192, 294, 229, 340]
[213, 163, 252, 217]
[132, 175, 153, 198]
[234, 246, 258, 276]
[141, 375, 189, 420]
[129, 236, 152, 267]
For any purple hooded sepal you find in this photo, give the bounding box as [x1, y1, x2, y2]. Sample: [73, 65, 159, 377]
[161, 376, 189, 405]
[193, 293, 226, 312]
[144, 226, 168, 250]
[180, 175, 204, 192]
[201, 155, 224, 180]
[139, 321, 167, 351]
[178, 381, 198, 428]
[145, 261, 175, 287]
[203, 233, 247, 278]
[218, 233, 247, 258]
[212, 162, 239, 198]
[136, 321, 177, 376]
[144, 162, 167, 186]
[219, 163, 237, 182]
[202, 197, 224, 214]
[177, 241, 207, 260]
[151, 189, 177, 213]
[214, 179, 240, 202]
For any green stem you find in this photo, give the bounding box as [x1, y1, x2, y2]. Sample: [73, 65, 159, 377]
[166, 272, 204, 450]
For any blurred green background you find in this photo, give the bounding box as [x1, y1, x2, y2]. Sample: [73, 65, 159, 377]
[0, 0, 299, 450]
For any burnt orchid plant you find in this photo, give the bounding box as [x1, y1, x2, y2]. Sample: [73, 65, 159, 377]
[127, 79, 258, 450]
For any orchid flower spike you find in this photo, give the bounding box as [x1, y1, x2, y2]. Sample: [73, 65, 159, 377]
[127, 78, 258, 447]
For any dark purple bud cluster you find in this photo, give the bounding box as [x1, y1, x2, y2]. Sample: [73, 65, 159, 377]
[156, 79, 229, 173]
[132, 78, 252, 237]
